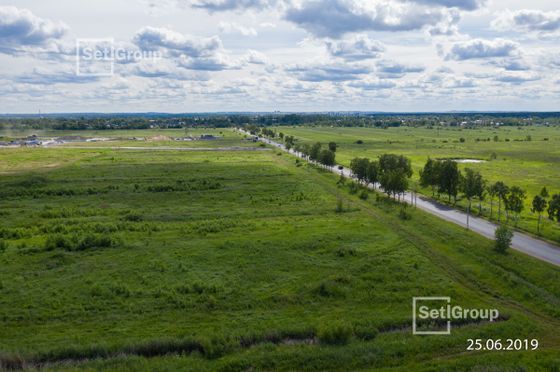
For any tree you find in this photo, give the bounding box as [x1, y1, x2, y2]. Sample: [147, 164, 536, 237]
[487, 183, 498, 220]
[299, 143, 311, 158]
[493, 181, 509, 222]
[328, 142, 337, 152]
[438, 160, 461, 204]
[462, 168, 483, 229]
[378, 154, 412, 178]
[378, 154, 412, 199]
[319, 149, 336, 167]
[531, 195, 547, 234]
[419, 158, 441, 196]
[309, 142, 322, 161]
[548, 194, 560, 222]
[366, 161, 380, 189]
[350, 157, 370, 183]
[380, 170, 409, 199]
[475, 176, 486, 215]
[494, 225, 513, 254]
[505, 186, 526, 225]
[284, 135, 295, 150]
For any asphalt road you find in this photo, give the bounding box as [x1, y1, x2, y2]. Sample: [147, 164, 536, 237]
[244, 130, 560, 267]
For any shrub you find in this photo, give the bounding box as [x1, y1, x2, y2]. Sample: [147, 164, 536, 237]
[336, 247, 356, 257]
[44, 234, 73, 251]
[348, 182, 359, 194]
[0, 240, 6, 253]
[314, 280, 345, 298]
[359, 190, 369, 200]
[318, 322, 353, 345]
[123, 212, 143, 222]
[495, 225, 513, 254]
[398, 207, 411, 220]
[44, 234, 119, 252]
[76, 234, 116, 251]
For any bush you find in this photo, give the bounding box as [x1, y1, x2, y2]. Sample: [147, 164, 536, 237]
[359, 190, 369, 200]
[123, 212, 143, 222]
[398, 207, 411, 220]
[44, 234, 73, 251]
[318, 322, 353, 345]
[348, 182, 359, 194]
[0, 240, 6, 253]
[314, 280, 345, 298]
[76, 234, 116, 251]
[336, 247, 356, 257]
[495, 225, 513, 254]
[44, 234, 119, 252]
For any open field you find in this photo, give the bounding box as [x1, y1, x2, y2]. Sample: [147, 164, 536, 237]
[272, 125, 560, 243]
[1, 131, 559, 370]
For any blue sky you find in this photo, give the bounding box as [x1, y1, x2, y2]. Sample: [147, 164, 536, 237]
[0, 0, 559, 113]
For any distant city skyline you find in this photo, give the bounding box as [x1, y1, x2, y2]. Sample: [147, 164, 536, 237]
[0, 0, 559, 113]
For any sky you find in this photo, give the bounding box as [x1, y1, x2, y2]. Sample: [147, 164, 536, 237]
[0, 0, 559, 113]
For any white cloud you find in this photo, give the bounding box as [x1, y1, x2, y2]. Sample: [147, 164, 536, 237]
[492, 9, 560, 34]
[446, 38, 519, 60]
[187, 0, 277, 12]
[407, 0, 486, 11]
[376, 60, 425, 78]
[133, 26, 242, 71]
[133, 26, 222, 58]
[348, 78, 396, 90]
[284, 0, 451, 38]
[489, 58, 531, 71]
[219, 22, 258, 36]
[495, 72, 540, 84]
[177, 53, 243, 71]
[245, 49, 268, 64]
[14, 68, 99, 85]
[127, 60, 211, 80]
[326, 34, 385, 61]
[0, 6, 67, 53]
[286, 62, 371, 82]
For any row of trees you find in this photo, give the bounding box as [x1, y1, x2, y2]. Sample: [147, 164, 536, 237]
[248, 126, 338, 168]
[349, 154, 413, 199]
[253, 125, 560, 237]
[294, 142, 336, 167]
[420, 158, 560, 233]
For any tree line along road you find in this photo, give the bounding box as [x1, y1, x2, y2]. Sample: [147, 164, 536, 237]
[239, 129, 560, 267]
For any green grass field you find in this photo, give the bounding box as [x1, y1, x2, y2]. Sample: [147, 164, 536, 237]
[272, 125, 560, 243]
[1, 130, 559, 370]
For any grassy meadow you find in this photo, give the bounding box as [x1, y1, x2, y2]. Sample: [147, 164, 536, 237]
[272, 125, 560, 243]
[0, 129, 559, 370]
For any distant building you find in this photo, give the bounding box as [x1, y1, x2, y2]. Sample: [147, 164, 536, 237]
[200, 134, 218, 140]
